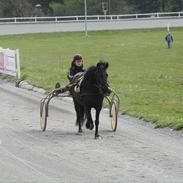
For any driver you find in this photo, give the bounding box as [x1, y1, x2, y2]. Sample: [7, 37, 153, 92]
[67, 54, 86, 83]
[54, 54, 86, 94]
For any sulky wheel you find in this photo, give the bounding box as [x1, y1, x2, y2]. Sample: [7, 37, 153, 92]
[111, 101, 118, 132]
[40, 101, 47, 131]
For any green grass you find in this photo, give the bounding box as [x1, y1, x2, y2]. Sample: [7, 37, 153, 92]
[0, 28, 183, 130]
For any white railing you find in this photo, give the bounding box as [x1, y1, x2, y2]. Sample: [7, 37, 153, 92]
[0, 12, 183, 24]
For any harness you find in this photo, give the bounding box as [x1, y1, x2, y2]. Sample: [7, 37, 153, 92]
[74, 76, 84, 93]
[71, 72, 110, 96]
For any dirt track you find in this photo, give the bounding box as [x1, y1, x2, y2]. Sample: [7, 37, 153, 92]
[0, 80, 183, 183]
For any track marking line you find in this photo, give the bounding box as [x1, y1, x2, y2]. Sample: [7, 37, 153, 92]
[1, 146, 48, 177]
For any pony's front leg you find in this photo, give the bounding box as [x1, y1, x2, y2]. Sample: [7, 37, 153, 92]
[76, 115, 83, 134]
[73, 100, 83, 134]
[95, 109, 101, 139]
[78, 125, 82, 133]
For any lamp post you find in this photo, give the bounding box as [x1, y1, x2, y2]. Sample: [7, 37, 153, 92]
[84, 0, 88, 37]
[108, 0, 110, 14]
[101, 0, 108, 16]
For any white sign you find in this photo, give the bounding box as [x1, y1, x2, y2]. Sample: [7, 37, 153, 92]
[0, 48, 20, 79]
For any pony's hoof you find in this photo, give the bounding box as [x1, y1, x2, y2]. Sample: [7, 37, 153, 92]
[95, 135, 102, 140]
[86, 122, 90, 129]
[76, 130, 83, 135]
[89, 123, 94, 130]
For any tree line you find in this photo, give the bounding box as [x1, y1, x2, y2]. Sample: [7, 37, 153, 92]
[0, 0, 182, 17]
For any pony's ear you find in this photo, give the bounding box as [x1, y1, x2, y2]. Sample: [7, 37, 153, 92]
[97, 61, 109, 69]
[97, 61, 102, 68]
[105, 62, 109, 69]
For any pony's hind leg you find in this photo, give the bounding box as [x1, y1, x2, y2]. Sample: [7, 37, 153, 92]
[85, 107, 94, 130]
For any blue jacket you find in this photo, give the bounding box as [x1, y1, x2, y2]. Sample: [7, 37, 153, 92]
[165, 34, 173, 42]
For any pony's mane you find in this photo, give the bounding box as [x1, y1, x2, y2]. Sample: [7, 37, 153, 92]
[85, 65, 96, 76]
[82, 65, 96, 86]
[81, 61, 108, 88]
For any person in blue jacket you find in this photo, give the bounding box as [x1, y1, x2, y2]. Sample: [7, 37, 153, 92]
[67, 54, 86, 82]
[165, 32, 173, 48]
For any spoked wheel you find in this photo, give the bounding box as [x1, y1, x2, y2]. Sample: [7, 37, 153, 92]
[40, 101, 47, 131]
[39, 84, 71, 132]
[111, 101, 118, 132]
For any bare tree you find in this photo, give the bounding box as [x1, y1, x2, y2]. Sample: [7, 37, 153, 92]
[0, 0, 33, 17]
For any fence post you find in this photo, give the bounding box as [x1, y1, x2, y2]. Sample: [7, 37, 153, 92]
[16, 49, 21, 79]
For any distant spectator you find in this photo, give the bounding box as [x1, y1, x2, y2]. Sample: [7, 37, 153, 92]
[165, 32, 173, 48]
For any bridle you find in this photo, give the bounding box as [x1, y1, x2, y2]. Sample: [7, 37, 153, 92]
[76, 64, 108, 97]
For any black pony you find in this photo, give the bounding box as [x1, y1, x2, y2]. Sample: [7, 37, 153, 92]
[70, 61, 109, 139]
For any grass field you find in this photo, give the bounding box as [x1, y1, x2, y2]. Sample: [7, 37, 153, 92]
[0, 28, 183, 130]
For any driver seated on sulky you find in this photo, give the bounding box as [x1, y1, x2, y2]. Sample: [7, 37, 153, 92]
[55, 54, 85, 94]
[67, 54, 86, 83]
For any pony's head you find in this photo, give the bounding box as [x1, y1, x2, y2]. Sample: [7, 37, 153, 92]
[80, 60, 109, 94]
[95, 61, 109, 92]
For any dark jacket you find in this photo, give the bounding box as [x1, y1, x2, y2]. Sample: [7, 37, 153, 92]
[67, 65, 85, 82]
